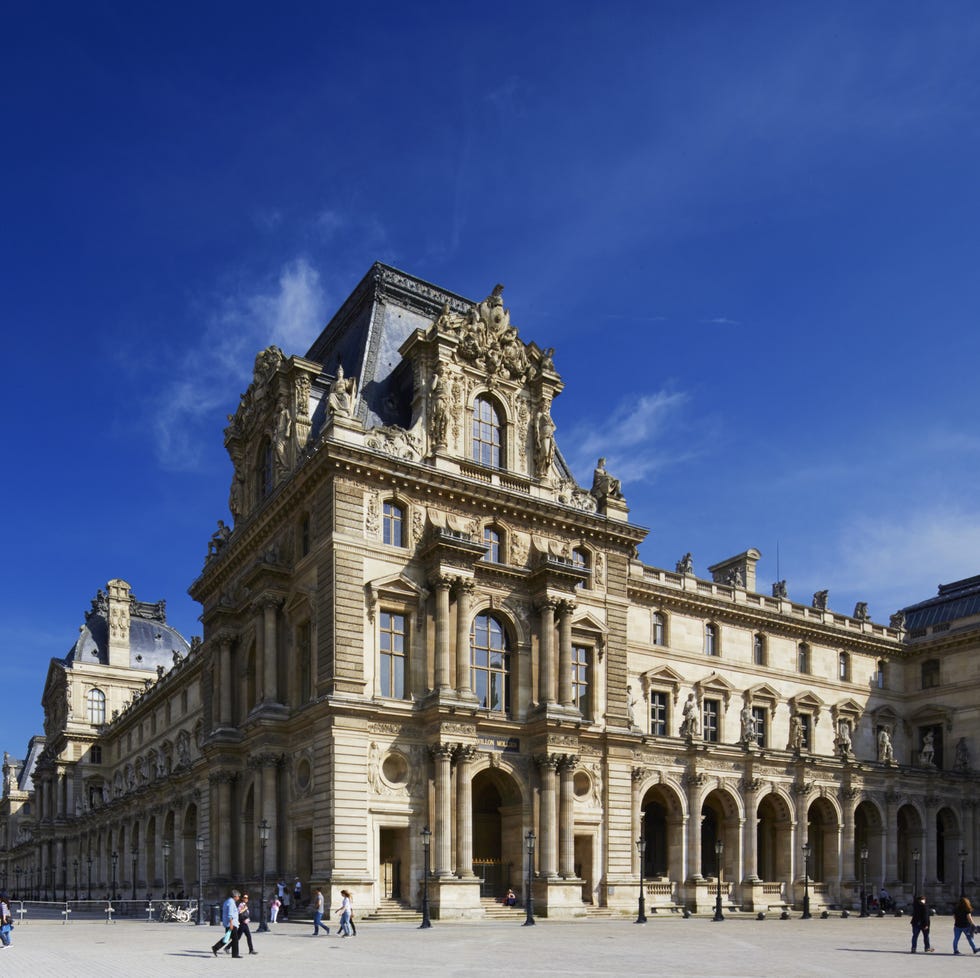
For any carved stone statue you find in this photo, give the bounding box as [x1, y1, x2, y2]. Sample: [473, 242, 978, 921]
[919, 731, 935, 766]
[725, 568, 744, 587]
[772, 580, 787, 598]
[676, 553, 695, 575]
[877, 726, 894, 763]
[853, 601, 870, 621]
[680, 693, 700, 738]
[812, 589, 829, 611]
[207, 520, 231, 559]
[272, 395, 292, 477]
[627, 686, 638, 728]
[534, 409, 556, 477]
[889, 610, 906, 630]
[429, 362, 450, 447]
[327, 363, 357, 417]
[590, 457, 623, 501]
[955, 737, 970, 771]
[788, 715, 804, 752]
[740, 705, 757, 746]
[835, 720, 853, 758]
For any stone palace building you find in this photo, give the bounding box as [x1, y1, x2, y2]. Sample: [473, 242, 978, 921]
[2, 264, 979, 917]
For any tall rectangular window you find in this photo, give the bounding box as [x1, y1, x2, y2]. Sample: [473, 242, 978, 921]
[297, 620, 312, 704]
[753, 634, 766, 666]
[705, 623, 718, 656]
[921, 659, 940, 689]
[751, 706, 767, 748]
[571, 645, 590, 718]
[379, 612, 407, 699]
[652, 612, 666, 646]
[382, 501, 404, 547]
[799, 713, 812, 750]
[797, 643, 810, 674]
[703, 698, 720, 743]
[650, 691, 668, 736]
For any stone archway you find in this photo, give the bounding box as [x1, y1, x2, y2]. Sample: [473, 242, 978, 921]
[897, 803, 924, 894]
[757, 792, 793, 885]
[806, 797, 840, 885]
[640, 782, 684, 889]
[700, 787, 741, 880]
[471, 766, 524, 899]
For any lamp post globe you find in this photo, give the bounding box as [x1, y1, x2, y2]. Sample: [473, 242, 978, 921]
[712, 839, 725, 922]
[523, 830, 536, 927]
[257, 819, 270, 932]
[801, 842, 812, 919]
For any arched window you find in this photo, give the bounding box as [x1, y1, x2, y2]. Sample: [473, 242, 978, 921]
[798, 643, 810, 674]
[87, 688, 106, 725]
[705, 623, 718, 656]
[572, 547, 590, 589]
[483, 525, 501, 563]
[470, 613, 511, 714]
[652, 612, 666, 646]
[875, 659, 886, 689]
[382, 501, 405, 547]
[753, 633, 766, 666]
[472, 396, 502, 468]
[838, 651, 850, 682]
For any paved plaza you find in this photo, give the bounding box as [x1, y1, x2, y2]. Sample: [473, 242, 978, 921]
[0, 912, 974, 978]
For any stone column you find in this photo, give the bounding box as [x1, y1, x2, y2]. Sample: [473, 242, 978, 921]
[840, 788, 858, 886]
[741, 778, 761, 881]
[263, 598, 279, 704]
[884, 791, 900, 886]
[254, 755, 280, 874]
[455, 746, 476, 878]
[432, 746, 454, 876]
[432, 577, 453, 692]
[631, 767, 645, 876]
[924, 794, 940, 886]
[454, 579, 475, 698]
[686, 773, 705, 879]
[558, 754, 579, 878]
[214, 773, 234, 875]
[557, 600, 576, 708]
[253, 606, 265, 704]
[218, 635, 233, 725]
[536, 599, 557, 706]
[792, 782, 812, 888]
[536, 754, 559, 878]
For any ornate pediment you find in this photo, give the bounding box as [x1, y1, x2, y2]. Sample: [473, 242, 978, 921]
[694, 672, 737, 708]
[432, 285, 535, 387]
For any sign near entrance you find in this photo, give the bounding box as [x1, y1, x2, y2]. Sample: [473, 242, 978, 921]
[478, 734, 520, 753]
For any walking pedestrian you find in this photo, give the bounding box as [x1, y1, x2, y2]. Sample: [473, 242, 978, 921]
[237, 893, 258, 955]
[312, 887, 330, 935]
[0, 891, 12, 949]
[335, 889, 353, 937]
[269, 894, 281, 923]
[953, 896, 979, 954]
[211, 888, 241, 958]
[348, 891, 356, 936]
[910, 895, 933, 952]
[294, 877, 303, 908]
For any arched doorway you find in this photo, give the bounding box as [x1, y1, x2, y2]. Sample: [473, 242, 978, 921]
[937, 807, 961, 889]
[897, 803, 924, 894]
[471, 767, 524, 900]
[756, 792, 792, 885]
[806, 798, 840, 884]
[701, 788, 740, 880]
[854, 799, 884, 910]
[640, 782, 684, 909]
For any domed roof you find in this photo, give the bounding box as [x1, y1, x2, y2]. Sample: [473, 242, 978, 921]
[64, 584, 191, 672]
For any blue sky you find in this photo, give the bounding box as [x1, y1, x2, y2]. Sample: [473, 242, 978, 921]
[4, 1, 980, 755]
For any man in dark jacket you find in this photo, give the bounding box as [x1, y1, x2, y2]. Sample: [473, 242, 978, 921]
[911, 895, 933, 953]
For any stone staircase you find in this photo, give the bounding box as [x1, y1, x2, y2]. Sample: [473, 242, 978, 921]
[362, 896, 422, 923]
[480, 897, 527, 920]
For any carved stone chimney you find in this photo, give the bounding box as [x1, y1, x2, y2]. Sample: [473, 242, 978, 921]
[106, 578, 132, 667]
[707, 549, 761, 593]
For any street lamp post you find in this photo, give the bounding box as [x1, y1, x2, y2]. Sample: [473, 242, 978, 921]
[523, 830, 536, 927]
[131, 846, 138, 901]
[635, 836, 647, 924]
[87, 853, 92, 900]
[162, 841, 170, 902]
[912, 847, 921, 898]
[195, 836, 205, 925]
[62, 857, 67, 902]
[15, 866, 21, 897]
[713, 839, 725, 922]
[859, 845, 869, 917]
[801, 842, 812, 919]
[257, 819, 270, 933]
[419, 826, 432, 929]
[960, 849, 968, 899]
[111, 851, 118, 902]
[73, 858, 79, 901]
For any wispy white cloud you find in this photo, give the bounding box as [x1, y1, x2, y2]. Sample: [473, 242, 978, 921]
[151, 257, 327, 471]
[561, 389, 698, 486]
[699, 316, 741, 326]
[792, 503, 980, 617]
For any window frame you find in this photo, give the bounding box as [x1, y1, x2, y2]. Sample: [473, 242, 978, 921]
[649, 690, 669, 736]
[652, 612, 667, 646]
[470, 612, 511, 714]
[702, 697, 721, 743]
[571, 644, 591, 719]
[472, 395, 503, 468]
[750, 705, 767, 748]
[838, 651, 850, 682]
[753, 633, 766, 666]
[382, 500, 405, 548]
[797, 642, 810, 674]
[378, 610, 408, 700]
[483, 525, 502, 563]
[87, 688, 106, 725]
[921, 658, 940, 689]
[705, 623, 719, 657]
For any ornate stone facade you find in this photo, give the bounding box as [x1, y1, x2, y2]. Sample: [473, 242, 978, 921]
[2, 264, 979, 919]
